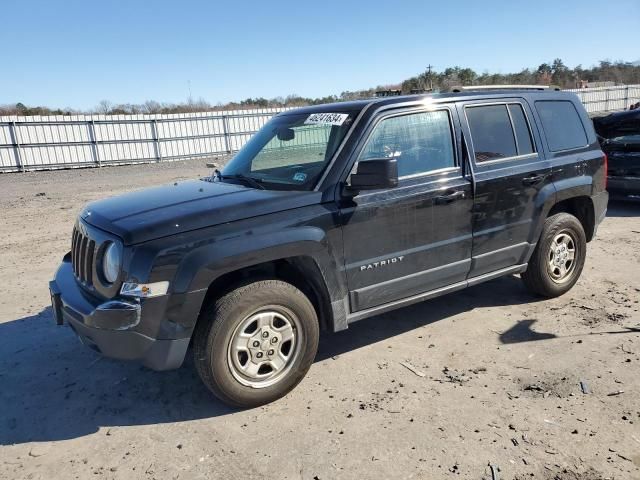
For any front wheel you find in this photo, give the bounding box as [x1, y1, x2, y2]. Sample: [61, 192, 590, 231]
[193, 280, 319, 407]
[521, 212, 587, 298]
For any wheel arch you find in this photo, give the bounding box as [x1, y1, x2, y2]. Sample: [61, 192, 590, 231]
[548, 196, 596, 241]
[195, 255, 337, 334]
[540, 176, 597, 242]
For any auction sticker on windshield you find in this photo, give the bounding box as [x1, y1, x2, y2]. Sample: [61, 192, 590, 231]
[304, 113, 349, 126]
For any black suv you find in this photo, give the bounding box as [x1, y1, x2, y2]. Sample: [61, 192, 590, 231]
[50, 88, 608, 407]
[593, 109, 640, 198]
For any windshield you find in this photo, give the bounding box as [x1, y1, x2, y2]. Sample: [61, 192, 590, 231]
[222, 111, 357, 190]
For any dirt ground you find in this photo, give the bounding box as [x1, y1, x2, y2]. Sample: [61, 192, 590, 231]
[0, 159, 639, 480]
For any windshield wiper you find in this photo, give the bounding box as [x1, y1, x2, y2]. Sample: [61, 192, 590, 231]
[215, 170, 265, 190]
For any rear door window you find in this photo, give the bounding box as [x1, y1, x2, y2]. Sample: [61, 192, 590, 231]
[466, 103, 537, 162]
[466, 105, 517, 162]
[535, 100, 588, 152]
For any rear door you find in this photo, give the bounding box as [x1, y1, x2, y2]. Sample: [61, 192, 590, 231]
[339, 106, 473, 312]
[458, 99, 553, 277]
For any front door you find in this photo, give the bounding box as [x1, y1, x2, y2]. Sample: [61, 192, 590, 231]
[339, 106, 473, 312]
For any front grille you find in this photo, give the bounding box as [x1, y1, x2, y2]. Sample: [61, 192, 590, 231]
[71, 225, 96, 286]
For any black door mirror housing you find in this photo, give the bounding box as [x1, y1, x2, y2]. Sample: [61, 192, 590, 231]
[348, 158, 399, 191]
[276, 127, 295, 141]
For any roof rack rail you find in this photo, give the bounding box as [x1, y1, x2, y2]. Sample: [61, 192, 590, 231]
[374, 89, 402, 97]
[410, 88, 433, 94]
[448, 85, 561, 93]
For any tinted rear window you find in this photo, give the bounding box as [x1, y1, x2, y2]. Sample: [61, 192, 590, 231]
[466, 105, 517, 162]
[535, 100, 588, 152]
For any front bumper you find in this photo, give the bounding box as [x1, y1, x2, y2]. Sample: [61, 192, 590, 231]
[49, 259, 189, 371]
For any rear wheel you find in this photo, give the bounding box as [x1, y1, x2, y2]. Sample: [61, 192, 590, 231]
[521, 213, 587, 297]
[193, 280, 319, 407]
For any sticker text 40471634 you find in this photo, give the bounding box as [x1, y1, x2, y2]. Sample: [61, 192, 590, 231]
[304, 113, 349, 126]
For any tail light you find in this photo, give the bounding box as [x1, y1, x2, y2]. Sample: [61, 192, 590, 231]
[603, 152, 608, 189]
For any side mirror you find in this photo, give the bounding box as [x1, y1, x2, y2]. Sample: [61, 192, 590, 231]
[277, 127, 295, 141]
[348, 158, 399, 191]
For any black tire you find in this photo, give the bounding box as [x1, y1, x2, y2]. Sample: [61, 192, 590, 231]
[193, 280, 319, 408]
[521, 212, 587, 297]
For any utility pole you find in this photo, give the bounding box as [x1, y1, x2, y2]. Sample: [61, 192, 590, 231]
[427, 64, 434, 91]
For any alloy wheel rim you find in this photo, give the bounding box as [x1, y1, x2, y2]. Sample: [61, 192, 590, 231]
[547, 231, 577, 284]
[227, 306, 300, 388]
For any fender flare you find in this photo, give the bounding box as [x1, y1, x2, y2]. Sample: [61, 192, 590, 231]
[168, 226, 349, 331]
[174, 226, 340, 291]
[529, 176, 595, 247]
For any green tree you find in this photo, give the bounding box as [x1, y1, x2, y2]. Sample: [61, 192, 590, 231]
[459, 68, 477, 85]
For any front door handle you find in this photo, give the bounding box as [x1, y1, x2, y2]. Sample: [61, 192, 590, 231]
[435, 190, 466, 204]
[522, 173, 547, 186]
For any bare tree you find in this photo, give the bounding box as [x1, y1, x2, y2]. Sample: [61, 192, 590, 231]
[96, 100, 113, 115]
[143, 100, 162, 114]
[6, 59, 640, 117]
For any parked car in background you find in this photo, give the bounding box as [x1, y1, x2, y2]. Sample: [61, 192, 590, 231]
[50, 87, 608, 407]
[593, 110, 640, 199]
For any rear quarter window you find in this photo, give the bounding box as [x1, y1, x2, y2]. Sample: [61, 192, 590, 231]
[535, 100, 588, 152]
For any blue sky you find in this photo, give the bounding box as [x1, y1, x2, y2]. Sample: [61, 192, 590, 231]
[1, 0, 639, 110]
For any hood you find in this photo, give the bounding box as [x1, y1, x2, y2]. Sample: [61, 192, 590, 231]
[81, 179, 322, 244]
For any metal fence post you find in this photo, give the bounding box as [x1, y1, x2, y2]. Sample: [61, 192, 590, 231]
[8, 121, 24, 172]
[625, 85, 630, 109]
[151, 119, 162, 161]
[222, 115, 232, 153]
[88, 120, 101, 166]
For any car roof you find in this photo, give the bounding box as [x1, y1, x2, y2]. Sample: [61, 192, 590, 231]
[280, 89, 577, 116]
[592, 109, 640, 137]
[593, 109, 640, 124]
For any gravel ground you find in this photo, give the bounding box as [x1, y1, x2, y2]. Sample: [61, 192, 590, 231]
[0, 160, 639, 480]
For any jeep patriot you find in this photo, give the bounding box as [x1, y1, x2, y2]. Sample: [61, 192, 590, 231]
[50, 87, 608, 407]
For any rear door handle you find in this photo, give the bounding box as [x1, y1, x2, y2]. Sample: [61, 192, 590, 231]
[522, 174, 547, 186]
[435, 190, 466, 204]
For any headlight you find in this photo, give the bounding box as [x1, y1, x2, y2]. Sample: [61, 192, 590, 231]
[102, 242, 121, 284]
[121, 281, 169, 298]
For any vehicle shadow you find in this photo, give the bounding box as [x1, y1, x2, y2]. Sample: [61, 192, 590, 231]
[497, 319, 557, 344]
[606, 199, 640, 217]
[0, 275, 548, 446]
[0, 306, 237, 446]
[316, 275, 542, 361]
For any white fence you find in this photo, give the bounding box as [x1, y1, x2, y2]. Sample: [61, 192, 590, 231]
[2, 85, 639, 173]
[568, 84, 640, 114]
[0, 108, 291, 173]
